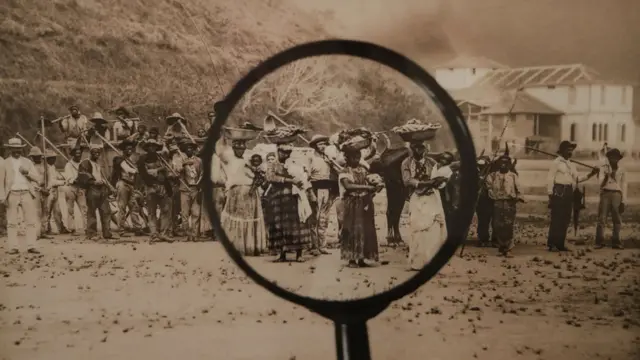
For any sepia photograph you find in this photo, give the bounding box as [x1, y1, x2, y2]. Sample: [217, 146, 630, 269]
[0, 0, 638, 359]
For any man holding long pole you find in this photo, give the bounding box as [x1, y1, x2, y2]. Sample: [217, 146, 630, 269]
[546, 141, 599, 252]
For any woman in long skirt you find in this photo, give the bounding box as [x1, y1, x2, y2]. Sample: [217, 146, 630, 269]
[217, 139, 267, 256]
[338, 148, 379, 267]
[401, 140, 448, 271]
[485, 155, 525, 257]
[264, 144, 312, 262]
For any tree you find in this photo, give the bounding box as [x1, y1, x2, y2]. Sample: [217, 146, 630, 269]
[238, 57, 349, 121]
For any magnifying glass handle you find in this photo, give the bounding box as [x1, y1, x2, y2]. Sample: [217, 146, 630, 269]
[335, 321, 372, 360]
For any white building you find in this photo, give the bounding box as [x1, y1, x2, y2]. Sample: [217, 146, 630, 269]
[435, 57, 638, 156]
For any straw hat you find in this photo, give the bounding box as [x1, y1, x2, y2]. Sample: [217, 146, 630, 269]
[556, 140, 577, 154]
[89, 143, 104, 152]
[166, 112, 186, 125]
[89, 112, 108, 125]
[28, 146, 43, 157]
[142, 138, 163, 151]
[44, 150, 57, 158]
[3, 138, 26, 148]
[117, 139, 136, 150]
[309, 135, 329, 148]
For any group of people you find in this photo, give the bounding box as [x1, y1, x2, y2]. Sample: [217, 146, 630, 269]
[212, 122, 463, 270]
[474, 139, 628, 257]
[0, 102, 629, 266]
[0, 105, 216, 255]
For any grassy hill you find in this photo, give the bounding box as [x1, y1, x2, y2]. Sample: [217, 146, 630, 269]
[0, 0, 331, 140]
[0, 0, 456, 151]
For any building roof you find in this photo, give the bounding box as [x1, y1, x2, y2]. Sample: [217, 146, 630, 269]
[473, 63, 605, 89]
[451, 85, 563, 115]
[434, 55, 508, 70]
[482, 92, 563, 115]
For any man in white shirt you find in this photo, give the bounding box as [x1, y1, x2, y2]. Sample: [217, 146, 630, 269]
[595, 148, 627, 249]
[43, 150, 67, 235]
[546, 141, 598, 251]
[63, 147, 88, 233]
[112, 107, 138, 141]
[113, 139, 144, 236]
[0, 138, 42, 254]
[307, 135, 338, 255]
[60, 105, 89, 152]
[28, 146, 52, 240]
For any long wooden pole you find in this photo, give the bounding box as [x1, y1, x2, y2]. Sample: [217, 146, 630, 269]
[41, 117, 48, 193]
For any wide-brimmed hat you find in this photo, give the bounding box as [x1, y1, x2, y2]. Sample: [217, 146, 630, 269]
[179, 140, 198, 151]
[309, 135, 329, 148]
[166, 112, 186, 125]
[556, 140, 577, 154]
[118, 139, 136, 150]
[44, 150, 57, 158]
[496, 155, 512, 164]
[142, 139, 163, 151]
[476, 155, 491, 165]
[89, 112, 108, 124]
[3, 137, 26, 148]
[114, 106, 131, 117]
[28, 146, 43, 157]
[89, 144, 104, 152]
[277, 144, 294, 152]
[605, 148, 623, 160]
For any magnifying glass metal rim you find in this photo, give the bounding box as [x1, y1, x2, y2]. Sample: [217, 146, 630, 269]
[201, 39, 478, 322]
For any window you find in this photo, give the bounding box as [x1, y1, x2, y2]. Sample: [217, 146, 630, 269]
[622, 86, 627, 105]
[568, 86, 577, 105]
[598, 123, 603, 141]
[600, 85, 606, 105]
[621, 124, 626, 142]
[592, 123, 597, 141]
[603, 124, 609, 141]
[570, 123, 577, 141]
[532, 116, 540, 135]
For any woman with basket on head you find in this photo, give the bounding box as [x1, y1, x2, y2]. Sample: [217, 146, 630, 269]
[215, 126, 267, 256]
[263, 126, 314, 262]
[394, 119, 448, 271]
[337, 131, 384, 268]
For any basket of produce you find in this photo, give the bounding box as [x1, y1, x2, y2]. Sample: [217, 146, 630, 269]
[341, 135, 371, 152]
[262, 125, 306, 144]
[391, 118, 442, 142]
[223, 126, 260, 141]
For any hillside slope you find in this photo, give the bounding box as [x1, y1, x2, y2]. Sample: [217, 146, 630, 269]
[0, 0, 328, 140]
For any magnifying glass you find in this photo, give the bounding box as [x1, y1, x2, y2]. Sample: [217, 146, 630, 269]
[201, 40, 478, 360]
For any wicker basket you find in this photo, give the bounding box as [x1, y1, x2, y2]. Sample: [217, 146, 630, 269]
[341, 137, 371, 152]
[398, 129, 437, 142]
[263, 133, 298, 144]
[223, 126, 259, 141]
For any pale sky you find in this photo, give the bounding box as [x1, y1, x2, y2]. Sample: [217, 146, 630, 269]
[285, 0, 640, 80]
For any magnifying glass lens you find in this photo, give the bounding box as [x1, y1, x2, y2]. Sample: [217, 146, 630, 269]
[208, 54, 464, 301]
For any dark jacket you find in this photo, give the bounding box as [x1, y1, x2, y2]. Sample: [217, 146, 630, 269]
[76, 159, 105, 189]
[137, 153, 173, 196]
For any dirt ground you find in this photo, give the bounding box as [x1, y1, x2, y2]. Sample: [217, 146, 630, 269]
[1, 205, 639, 360]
